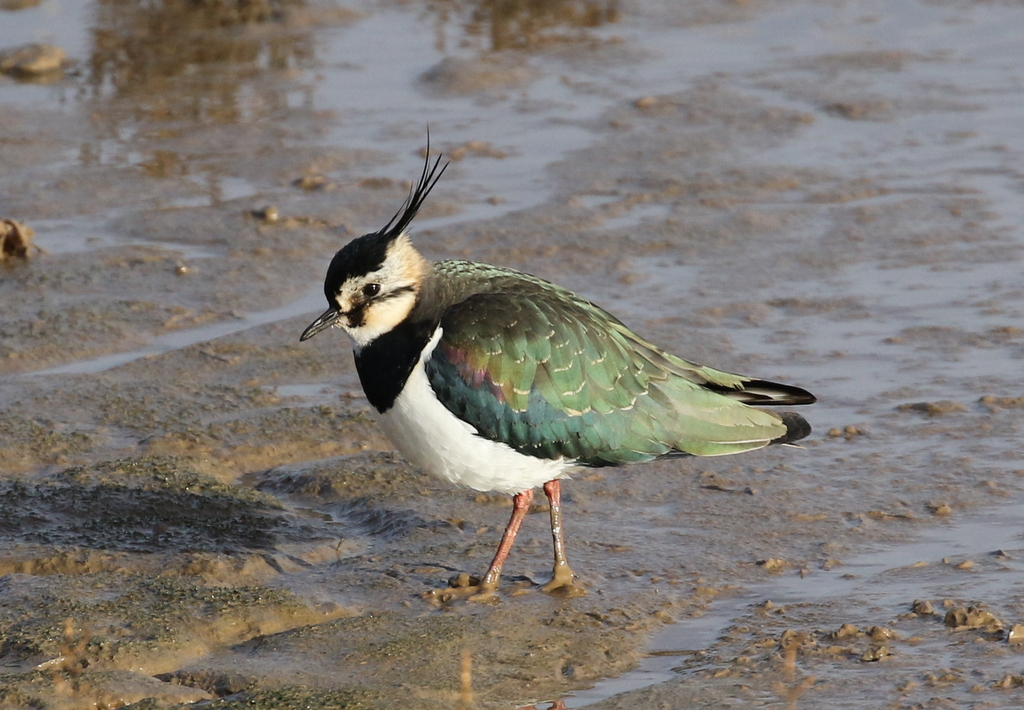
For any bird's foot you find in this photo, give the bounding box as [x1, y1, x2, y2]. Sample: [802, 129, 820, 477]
[422, 572, 500, 603]
[541, 563, 585, 598]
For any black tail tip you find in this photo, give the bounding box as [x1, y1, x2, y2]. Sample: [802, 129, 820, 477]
[773, 412, 812, 445]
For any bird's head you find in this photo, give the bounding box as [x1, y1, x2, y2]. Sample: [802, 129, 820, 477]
[301, 150, 448, 348]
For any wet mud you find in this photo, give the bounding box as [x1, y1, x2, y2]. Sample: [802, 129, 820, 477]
[2, 0, 1024, 708]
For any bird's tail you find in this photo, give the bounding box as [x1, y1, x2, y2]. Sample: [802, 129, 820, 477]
[771, 411, 812, 446]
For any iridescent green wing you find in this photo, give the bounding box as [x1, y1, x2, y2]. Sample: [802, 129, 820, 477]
[424, 282, 795, 465]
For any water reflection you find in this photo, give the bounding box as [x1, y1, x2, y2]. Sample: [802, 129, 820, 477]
[83, 0, 314, 116]
[78, 0, 621, 114]
[426, 0, 620, 51]
[64, 0, 622, 197]
[58, 0, 323, 204]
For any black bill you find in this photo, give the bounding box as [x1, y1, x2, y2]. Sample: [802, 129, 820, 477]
[300, 308, 342, 341]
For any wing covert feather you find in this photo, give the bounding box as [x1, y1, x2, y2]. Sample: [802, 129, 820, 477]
[424, 271, 803, 465]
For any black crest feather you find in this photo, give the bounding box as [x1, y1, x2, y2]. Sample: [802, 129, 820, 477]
[323, 140, 449, 300]
[376, 141, 449, 242]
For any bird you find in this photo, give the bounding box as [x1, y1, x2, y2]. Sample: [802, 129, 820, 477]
[300, 148, 815, 601]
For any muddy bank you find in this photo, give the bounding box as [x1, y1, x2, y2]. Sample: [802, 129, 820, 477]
[3, 0, 1024, 708]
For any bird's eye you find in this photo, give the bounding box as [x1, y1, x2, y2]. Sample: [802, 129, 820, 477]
[362, 283, 381, 298]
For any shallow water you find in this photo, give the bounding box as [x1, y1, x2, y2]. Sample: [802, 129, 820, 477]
[570, 498, 1024, 706]
[28, 287, 326, 375]
[573, 497, 1024, 696]
[2, 0, 1024, 707]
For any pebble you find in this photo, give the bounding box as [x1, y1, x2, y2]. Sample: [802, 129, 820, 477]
[859, 645, 891, 662]
[833, 623, 859, 640]
[944, 606, 1003, 632]
[757, 557, 786, 571]
[869, 626, 897, 642]
[896, 400, 967, 416]
[254, 205, 279, 223]
[0, 219, 36, 260]
[911, 599, 936, 616]
[0, 43, 65, 76]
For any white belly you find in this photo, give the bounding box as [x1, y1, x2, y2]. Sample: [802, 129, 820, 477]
[375, 328, 575, 495]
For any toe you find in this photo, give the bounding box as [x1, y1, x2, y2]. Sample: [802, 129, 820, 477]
[541, 564, 585, 597]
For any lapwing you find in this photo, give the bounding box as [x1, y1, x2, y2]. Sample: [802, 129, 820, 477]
[301, 149, 815, 601]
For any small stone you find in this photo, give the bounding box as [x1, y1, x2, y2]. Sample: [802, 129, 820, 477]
[869, 626, 897, 642]
[757, 558, 786, 571]
[0, 43, 66, 76]
[911, 599, 936, 616]
[833, 623, 860, 640]
[0, 219, 36, 260]
[254, 205, 279, 223]
[1007, 625, 1024, 645]
[944, 606, 1003, 632]
[860, 645, 891, 662]
[928, 502, 953, 516]
[896, 400, 967, 416]
[780, 629, 804, 646]
[979, 395, 1024, 411]
[827, 425, 865, 438]
[294, 174, 331, 191]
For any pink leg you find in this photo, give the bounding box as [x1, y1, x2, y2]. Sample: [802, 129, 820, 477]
[541, 480, 583, 595]
[477, 488, 534, 592]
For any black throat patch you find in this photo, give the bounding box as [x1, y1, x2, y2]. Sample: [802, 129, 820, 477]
[354, 318, 437, 413]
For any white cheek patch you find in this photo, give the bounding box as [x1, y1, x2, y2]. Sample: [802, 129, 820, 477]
[332, 233, 428, 347]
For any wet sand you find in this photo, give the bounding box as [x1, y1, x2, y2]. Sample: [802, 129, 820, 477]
[2, 0, 1024, 708]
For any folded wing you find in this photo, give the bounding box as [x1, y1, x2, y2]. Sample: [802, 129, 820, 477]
[425, 282, 812, 465]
